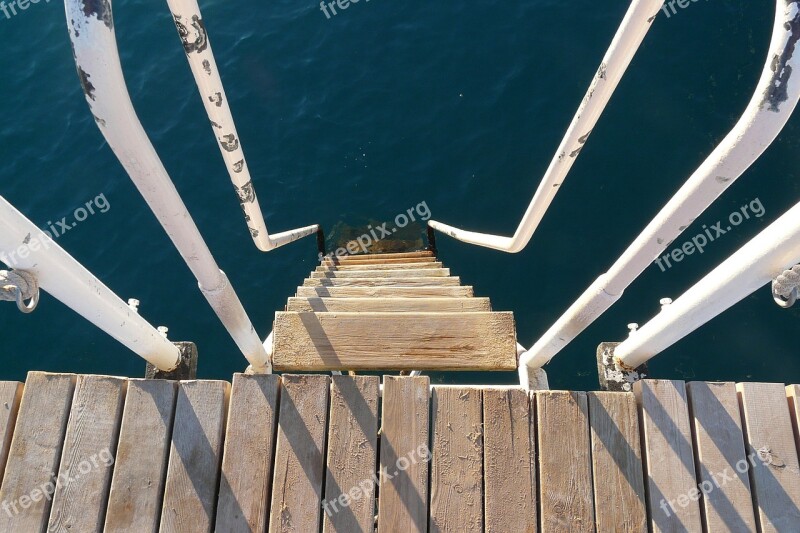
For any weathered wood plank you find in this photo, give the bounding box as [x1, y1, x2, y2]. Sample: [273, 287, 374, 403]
[303, 277, 461, 287]
[48, 375, 127, 533]
[322, 376, 379, 533]
[311, 268, 451, 278]
[269, 374, 330, 533]
[160, 380, 230, 533]
[537, 391, 593, 532]
[429, 387, 483, 532]
[216, 374, 280, 533]
[377, 376, 430, 533]
[737, 382, 800, 531]
[325, 257, 436, 266]
[317, 262, 443, 272]
[787, 385, 800, 460]
[296, 286, 473, 298]
[273, 312, 516, 372]
[588, 391, 647, 533]
[0, 372, 75, 532]
[0, 382, 23, 479]
[330, 251, 433, 261]
[286, 297, 492, 313]
[634, 379, 703, 533]
[686, 382, 756, 532]
[105, 379, 178, 533]
[484, 389, 535, 532]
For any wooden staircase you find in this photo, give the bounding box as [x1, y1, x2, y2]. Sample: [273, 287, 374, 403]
[272, 250, 518, 371]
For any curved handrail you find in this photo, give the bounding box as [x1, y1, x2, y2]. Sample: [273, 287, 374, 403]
[428, 0, 664, 253]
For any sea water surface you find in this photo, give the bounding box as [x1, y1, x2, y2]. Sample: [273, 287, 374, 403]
[1, 0, 799, 389]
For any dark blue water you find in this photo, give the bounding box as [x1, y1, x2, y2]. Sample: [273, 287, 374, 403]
[1, 1, 799, 389]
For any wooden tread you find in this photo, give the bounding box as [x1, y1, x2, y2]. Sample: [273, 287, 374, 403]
[317, 262, 443, 271]
[310, 268, 450, 278]
[273, 311, 516, 371]
[329, 251, 433, 261]
[286, 297, 492, 312]
[296, 286, 475, 298]
[302, 277, 461, 288]
[324, 257, 437, 267]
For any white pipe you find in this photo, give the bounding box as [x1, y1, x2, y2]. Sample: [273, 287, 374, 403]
[614, 199, 800, 368]
[521, 0, 800, 371]
[427, 0, 664, 253]
[65, 0, 270, 373]
[0, 198, 181, 371]
[165, 0, 319, 252]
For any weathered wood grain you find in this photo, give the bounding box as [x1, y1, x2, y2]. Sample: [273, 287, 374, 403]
[303, 277, 461, 287]
[105, 379, 178, 533]
[686, 382, 756, 532]
[635, 379, 703, 533]
[216, 374, 280, 533]
[296, 286, 474, 298]
[588, 391, 646, 533]
[318, 262, 444, 272]
[160, 380, 230, 533]
[737, 382, 800, 532]
[324, 257, 437, 267]
[0, 372, 75, 532]
[273, 311, 517, 371]
[484, 389, 536, 532]
[0, 382, 23, 479]
[429, 387, 483, 532]
[377, 376, 430, 533]
[537, 391, 593, 532]
[311, 268, 451, 278]
[269, 374, 330, 533]
[322, 376, 379, 533]
[48, 375, 127, 533]
[286, 297, 492, 313]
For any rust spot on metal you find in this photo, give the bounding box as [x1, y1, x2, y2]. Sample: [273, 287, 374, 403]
[210, 120, 222, 129]
[233, 160, 244, 173]
[235, 181, 256, 203]
[82, 0, 113, 28]
[578, 130, 592, 144]
[220, 134, 239, 152]
[569, 146, 583, 158]
[77, 66, 96, 101]
[762, 2, 800, 112]
[209, 92, 223, 107]
[174, 14, 208, 54]
[597, 62, 608, 80]
[202, 60, 211, 75]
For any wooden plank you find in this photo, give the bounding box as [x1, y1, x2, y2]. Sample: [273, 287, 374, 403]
[216, 374, 280, 533]
[303, 277, 461, 287]
[0, 382, 23, 478]
[483, 389, 535, 532]
[311, 268, 451, 278]
[318, 262, 443, 272]
[634, 379, 703, 533]
[105, 379, 178, 533]
[269, 374, 330, 533]
[331, 251, 433, 261]
[273, 311, 517, 372]
[48, 375, 127, 533]
[686, 382, 757, 532]
[429, 387, 483, 532]
[286, 297, 492, 313]
[0, 372, 76, 532]
[537, 391, 593, 532]
[324, 257, 437, 267]
[296, 286, 474, 298]
[787, 385, 800, 460]
[737, 382, 800, 531]
[588, 392, 647, 533]
[322, 376, 379, 533]
[160, 380, 230, 533]
[377, 376, 430, 533]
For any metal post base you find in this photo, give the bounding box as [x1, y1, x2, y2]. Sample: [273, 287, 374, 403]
[597, 342, 647, 392]
[146, 341, 198, 380]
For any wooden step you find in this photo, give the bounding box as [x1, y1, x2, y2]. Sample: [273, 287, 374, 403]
[296, 286, 474, 298]
[323, 257, 437, 267]
[310, 268, 451, 279]
[317, 262, 443, 272]
[287, 297, 492, 312]
[302, 277, 461, 288]
[272, 312, 517, 371]
[330, 251, 434, 261]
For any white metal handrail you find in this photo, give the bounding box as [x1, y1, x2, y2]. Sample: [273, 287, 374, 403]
[66, 0, 271, 373]
[166, 0, 320, 252]
[614, 197, 800, 368]
[519, 0, 800, 377]
[427, 0, 664, 253]
[0, 198, 181, 371]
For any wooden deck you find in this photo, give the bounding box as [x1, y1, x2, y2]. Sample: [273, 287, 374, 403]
[0, 373, 799, 532]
